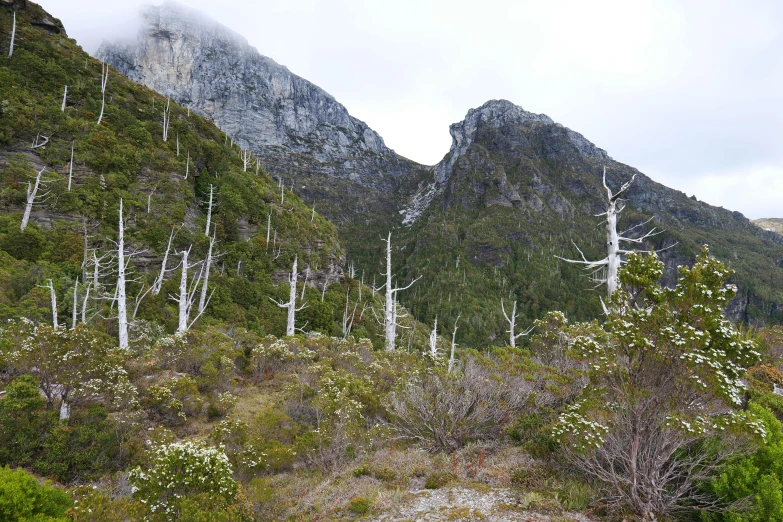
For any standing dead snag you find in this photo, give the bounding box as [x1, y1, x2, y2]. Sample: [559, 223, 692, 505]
[162, 97, 171, 142]
[61, 85, 67, 112]
[8, 11, 15, 58]
[448, 312, 461, 373]
[67, 141, 74, 191]
[97, 62, 109, 125]
[429, 317, 439, 358]
[380, 232, 421, 351]
[204, 184, 217, 236]
[169, 246, 210, 333]
[116, 199, 128, 349]
[198, 232, 216, 314]
[557, 167, 661, 300]
[501, 299, 532, 348]
[270, 256, 307, 336]
[42, 279, 58, 327]
[152, 229, 175, 295]
[21, 166, 55, 231]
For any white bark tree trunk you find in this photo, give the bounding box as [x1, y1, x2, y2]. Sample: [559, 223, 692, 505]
[285, 257, 298, 336]
[448, 313, 461, 374]
[381, 232, 420, 351]
[184, 151, 189, 180]
[162, 98, 170, 141]
[61, 85, 67, 112]
[152, 229, 174, 295]
[97, 62, 108, 125]
[81, 284, 90, 323]
[205, 184, 214, 236]
[116, 199, 128, 349]
[71, 277, 78, 329]
[198, 234, 214, 313]
[67, 141, 74, 191]
[177, 249, 189, 332]
[21, 167, 45, 231]
[8, 12, 15, 59]
[501, 299, 531, 348]
[46, 279, 58, 327]
[429, 317, 438, 357]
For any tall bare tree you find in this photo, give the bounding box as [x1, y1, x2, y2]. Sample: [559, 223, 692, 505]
[501, 299, 532, 348]
[380, 232, 420, 351]
[8, 11, 15, 58]
[97, 62, 109, 125]
[270, 256, 307, 336]
[557, 167, 661, 300]
[21, 166, 55, 231]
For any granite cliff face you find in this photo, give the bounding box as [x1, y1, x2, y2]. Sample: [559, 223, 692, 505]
[97, 0, 425, 208]
[755, 218, 783, 237]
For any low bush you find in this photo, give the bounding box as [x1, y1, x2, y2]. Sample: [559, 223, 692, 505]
[0, 466, 71, 522]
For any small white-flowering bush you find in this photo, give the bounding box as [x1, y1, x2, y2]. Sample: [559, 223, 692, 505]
[129, 440, 236, 517]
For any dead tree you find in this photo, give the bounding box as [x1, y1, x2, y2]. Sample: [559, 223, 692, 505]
[162, 97, 171, 142]
[97, 62, 108, 125]
[197, 232, 216, 314]
[21, 166, 55, 231]
[170, 247, 208, 333]
[71, 277, 79, 329]
[448, 313, 462, 373]
[204, 184, 216, 236]
[61, 85, 67, 112]
[342, 288, 360, 338]
[115, 199, 128, 349]
[380, 232, 420, 351]
[270, 256, 307, 336]
[184, 151, 190, 180]
[42, 279, 58, 327]
[67, 141, 74, 191]
[8, 11, 15, 58]
[242, 149, 251, 172]
[429, 317, 439, 358]
[557, 167, 661, 300]
[501, 299, 532, 348]
[152, 229, 175, 295]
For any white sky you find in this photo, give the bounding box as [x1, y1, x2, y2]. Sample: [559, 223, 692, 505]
[39, 0, 783, 219]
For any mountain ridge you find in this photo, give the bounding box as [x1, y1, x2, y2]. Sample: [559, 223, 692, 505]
[97, 2, 783, 339]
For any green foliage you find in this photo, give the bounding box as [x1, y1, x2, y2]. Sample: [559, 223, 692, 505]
[0, 466, 71, 522]
[701, 404, 783, 522]
[553, 248, 764, 520]
[129, 440, 237, 518]
[0, 375, 49, 467]
[348, 496, 371, 514]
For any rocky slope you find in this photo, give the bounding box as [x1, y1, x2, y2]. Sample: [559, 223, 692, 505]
[98, 8, 783, 341]
[756, 218, 783, 237]
[96, 1, 428, 228]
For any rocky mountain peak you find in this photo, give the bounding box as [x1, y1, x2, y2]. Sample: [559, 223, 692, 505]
[435, 99, 607, 185]
[97, 1, 391, 163]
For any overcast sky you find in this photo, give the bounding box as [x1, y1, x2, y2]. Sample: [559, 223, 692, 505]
[40, 0, 783, 219]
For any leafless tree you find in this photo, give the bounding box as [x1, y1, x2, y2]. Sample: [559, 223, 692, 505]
[40, 279, 58, 327]
[152, 229, 175, 295]
[429, 317, 439, 358]
[170, 246, 209, 332]
[21, 166, 56, 231]
[162, 97, 171, 141]
[380, 232, 420, 351]
[448, 312, 461, 373]
[557, 167, 661, 300]
[270, 256, 307, 336]
[97, 62, 109, 125]
[61, 85, 67, 112]
[67, 141, 74, 191]
[8, 11, 15, 58]
[501, 299, 532, 348]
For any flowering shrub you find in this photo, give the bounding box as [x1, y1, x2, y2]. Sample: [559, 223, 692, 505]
[554, 248, 763, 520]
[129, 440, 236, 517]
[142, 376, 203, 426]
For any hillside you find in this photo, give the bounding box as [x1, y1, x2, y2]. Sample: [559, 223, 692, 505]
[755, 218, 783, 236]
[0, 0, 426, 346]
[99, 6, 783, 346]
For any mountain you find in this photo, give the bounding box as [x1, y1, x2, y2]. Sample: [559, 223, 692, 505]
[0, 0, 419, 346]
[755, 218, 783, 237]
[98, 4, 783, 344]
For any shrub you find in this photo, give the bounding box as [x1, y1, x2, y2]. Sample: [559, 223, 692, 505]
[348, 496, 371, 515]
[385, 357, 538, 452]
[0, 375, 51, 467]
[0, 465, 71, 522]
[424, 471, 454, 489]
[129, 440, 237, 519]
